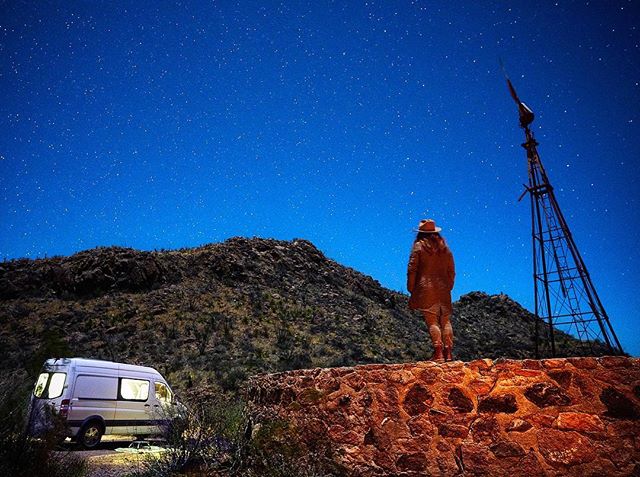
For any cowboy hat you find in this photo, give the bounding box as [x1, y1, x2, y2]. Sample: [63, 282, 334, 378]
[414, 219, 442, 233]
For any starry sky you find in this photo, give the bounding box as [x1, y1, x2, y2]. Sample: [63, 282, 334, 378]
[1, 1, 638, 355]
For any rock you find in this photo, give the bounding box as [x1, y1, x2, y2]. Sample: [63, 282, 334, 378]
[470, 415, 501, 442]
[547, 369, 574, 388]
[599, 356, 633, 368]
[438, 423, 469, 438]
[522, 359, 543, 370]
[525, 413, 556, 428]
[447, 387, 474, 413]
[363, 428, 377, 447]
[396, 453, 427, 472]
[506, 418, 533, 432]
[469, 378, 493, 395]
[524, 382, 572, 407]
[436, 451, 461, 476]
[567, 356, 599, 369]
[407, 416, 434, 438]
[542, 358, 567, 369]
[478, 393, 518, 413]
[600, 387, 640, 420]
[459, 443, 496, 475]
[490, 440, 526, 457]
[555, 412, 605, 433]
[537, 429, 596, 466]
[513, 451, 546, 477]
[402, 384, 433, 416]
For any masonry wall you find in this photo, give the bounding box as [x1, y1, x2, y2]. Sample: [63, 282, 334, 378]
[246, 357, 640, 476]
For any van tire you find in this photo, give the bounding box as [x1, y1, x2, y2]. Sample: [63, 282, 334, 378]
[78, 421, 103, 449]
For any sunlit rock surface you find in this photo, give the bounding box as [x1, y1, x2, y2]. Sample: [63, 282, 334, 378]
[246, 356, 640, 476]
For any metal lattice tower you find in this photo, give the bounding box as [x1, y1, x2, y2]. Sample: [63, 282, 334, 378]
[506, 79, 624, 358]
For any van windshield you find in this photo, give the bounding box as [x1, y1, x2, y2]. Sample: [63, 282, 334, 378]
[33, 372, 66, 399]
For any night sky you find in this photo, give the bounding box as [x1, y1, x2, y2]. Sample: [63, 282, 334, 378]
[1, 1, 638, 355]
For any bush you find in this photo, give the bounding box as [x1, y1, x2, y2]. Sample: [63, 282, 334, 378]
[239, 419, 345, 477]
[125, 395, 344, 477]
[126, 396, 245, 477]
[0, 373, 87, 477]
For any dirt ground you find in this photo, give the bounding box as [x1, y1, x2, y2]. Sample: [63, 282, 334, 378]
[57, 435, 163, 477]
[85, 451, 149, 477]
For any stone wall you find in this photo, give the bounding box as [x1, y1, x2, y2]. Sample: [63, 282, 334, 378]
[246, 357, 640, 476]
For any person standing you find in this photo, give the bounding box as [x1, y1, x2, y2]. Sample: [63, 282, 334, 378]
[407, 219, 456, 362]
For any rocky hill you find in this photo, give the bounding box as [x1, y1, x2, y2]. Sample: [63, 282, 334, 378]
[0, 237, 602, 395]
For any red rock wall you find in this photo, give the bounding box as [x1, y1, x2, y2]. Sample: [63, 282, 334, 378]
[246, 357, 640, 476]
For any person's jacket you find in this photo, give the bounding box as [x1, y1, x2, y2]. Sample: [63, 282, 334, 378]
[407, 240, 455, 311]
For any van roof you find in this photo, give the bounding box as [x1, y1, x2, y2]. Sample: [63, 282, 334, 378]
[44, 358, 162, 376]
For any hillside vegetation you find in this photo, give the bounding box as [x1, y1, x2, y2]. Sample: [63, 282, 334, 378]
[0, 237, 598, 396]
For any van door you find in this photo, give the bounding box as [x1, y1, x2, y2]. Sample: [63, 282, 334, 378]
[28, 371, 68, 436]
[149, 381, 174, 434]
[69, 375, 118, 434]
[115, 377, 153, 435]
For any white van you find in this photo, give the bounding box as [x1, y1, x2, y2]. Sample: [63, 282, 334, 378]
[28, 358, 180, 448]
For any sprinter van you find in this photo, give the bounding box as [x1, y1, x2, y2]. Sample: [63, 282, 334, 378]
[28, 358, 180, 448]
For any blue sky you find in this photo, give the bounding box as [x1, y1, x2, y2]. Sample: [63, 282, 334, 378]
[1, 1, 638, 355]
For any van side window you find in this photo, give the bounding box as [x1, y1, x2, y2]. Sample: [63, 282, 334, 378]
[154, 382, 172, 404]
[74, 375, 117, 400]
[119, 378, 149, 401]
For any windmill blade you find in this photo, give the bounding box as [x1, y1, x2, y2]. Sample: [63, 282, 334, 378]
[506, 78, 522, 105]
[499, 58, 522, 105]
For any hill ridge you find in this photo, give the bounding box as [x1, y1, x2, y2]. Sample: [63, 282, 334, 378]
[0, 237, 599, 395]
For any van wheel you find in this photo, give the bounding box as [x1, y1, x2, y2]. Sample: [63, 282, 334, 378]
[78, 421, 103, 449]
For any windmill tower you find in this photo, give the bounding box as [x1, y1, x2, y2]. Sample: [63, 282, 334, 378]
[506, 79, 624, 358]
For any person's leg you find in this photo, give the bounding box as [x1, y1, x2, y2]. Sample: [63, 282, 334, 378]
[440, 312, 454, 347]
[422, 309, 444, 361]
[423, 309, 442, 346]
[440, 309, 454, 360]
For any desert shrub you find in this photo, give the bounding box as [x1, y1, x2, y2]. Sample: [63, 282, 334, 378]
[0, 373, 87, 477]
[278, 348, 313, 372]
[126, 396, 245, 477]
[220, 367, 248, 392]
[238, 419, 345, 477]
[125, 395, 344, 477]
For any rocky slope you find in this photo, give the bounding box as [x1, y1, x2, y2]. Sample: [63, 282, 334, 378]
[0, 237, 603, 395]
